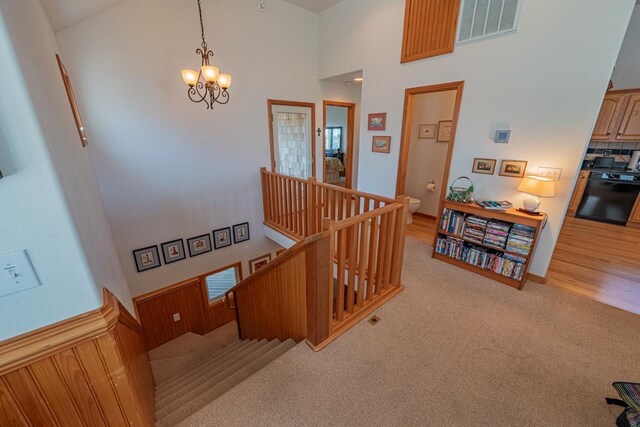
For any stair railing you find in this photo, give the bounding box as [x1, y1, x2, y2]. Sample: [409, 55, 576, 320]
[225, 168, 408, 350]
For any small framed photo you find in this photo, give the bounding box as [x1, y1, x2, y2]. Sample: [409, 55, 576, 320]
[437, 120, 453, 142]
[133, 245, 161, 273]
[161, 239, 186, 264]
[368, 113, 387, 131]
[213, 227, 232, 249]
[372, 136, 391, 153]
[187, 234, 212, 257]
[418, 124, 436, 139]
[233, 222, 250, 244]
[249, 253, 272, 274]
[499, 160, 528, 178]
[472, 158, 497, 175]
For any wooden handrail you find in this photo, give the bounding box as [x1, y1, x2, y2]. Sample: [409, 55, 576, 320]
[232, 168, 408, 350]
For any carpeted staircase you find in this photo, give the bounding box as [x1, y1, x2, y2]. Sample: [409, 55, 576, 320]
[149, 323, 296, 426]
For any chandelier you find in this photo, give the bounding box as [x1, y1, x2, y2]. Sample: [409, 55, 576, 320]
[181, 0, 232, 109]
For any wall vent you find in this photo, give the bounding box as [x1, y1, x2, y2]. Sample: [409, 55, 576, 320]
[457, 0, 522, 43]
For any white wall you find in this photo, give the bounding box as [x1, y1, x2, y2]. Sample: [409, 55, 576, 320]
[0, 0, 131, 340]
[611, 5, 640, 90]
[405, 91, 456, 216]
[326, 105, 348, 151]
[318, 0, 635, 277]
[55, 0, 325, 297]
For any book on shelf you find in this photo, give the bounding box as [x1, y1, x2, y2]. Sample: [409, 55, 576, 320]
[440, 208, 465, 236]
[505, 223, 536, 256]
[482, 220, 511, 250]
[462, 216, 488, 244]
[476, 200, 513, 210]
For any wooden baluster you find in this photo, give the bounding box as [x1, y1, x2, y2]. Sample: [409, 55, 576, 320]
[260, 168, 269, 221]
[306, 178, 313, 236]
[334, 190, 340, 221]
[345, 193, 352, 219]
[323, 219, 336, 325]
[366, 214, 379, 300]
[323, 187, 329, 221]
[287, 179, 293, 232]
[381, 209, 397, 292]
[391, 197, 409, 286]
[346, 224, 358, 314]
[336, 228, 346, 321]
[298, 180, 303, 236]
[374, 212, 389, 295]
[295, 181, 301, 236]
[306, 229, 331, 348]
[356, 218, 370, 307]
[338, 192, 344, 221]
[274, 175, 280, 226]
[279, 176, 285, 228]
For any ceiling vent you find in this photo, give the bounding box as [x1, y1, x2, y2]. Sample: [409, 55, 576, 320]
[457, 0, 522, 43]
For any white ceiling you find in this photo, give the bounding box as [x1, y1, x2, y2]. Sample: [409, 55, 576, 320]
[40, 0, 343, 33]
[322, 70, 363, 85]
[39, 0, 128, 32]
[281, 0, 343, 13]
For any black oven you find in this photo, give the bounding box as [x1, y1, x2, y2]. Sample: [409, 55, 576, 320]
[576, 172, 640, 225]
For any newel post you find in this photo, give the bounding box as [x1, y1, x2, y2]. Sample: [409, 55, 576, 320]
[305, 219, 333, 350]
[391, 196, 409, 286]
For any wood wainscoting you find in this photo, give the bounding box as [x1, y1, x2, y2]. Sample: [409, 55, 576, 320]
[0, 289, 155, 426]
[134, 265, 239, 350]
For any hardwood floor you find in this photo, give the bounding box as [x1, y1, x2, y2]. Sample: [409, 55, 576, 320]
[547, 216, 640, 315]
[406, 213, 640, 316]
[406, 215, 436, 244]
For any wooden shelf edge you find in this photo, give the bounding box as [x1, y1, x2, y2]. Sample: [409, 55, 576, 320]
[433, 252, 523, 290]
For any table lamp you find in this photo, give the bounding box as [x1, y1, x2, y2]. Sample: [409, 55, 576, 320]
[516, 175, 555, 215]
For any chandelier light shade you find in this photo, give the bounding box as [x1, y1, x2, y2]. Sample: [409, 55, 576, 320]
[181, 0, 232, 109]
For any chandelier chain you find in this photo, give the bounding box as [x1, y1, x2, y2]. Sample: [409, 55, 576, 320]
[197, 0, 206, 48]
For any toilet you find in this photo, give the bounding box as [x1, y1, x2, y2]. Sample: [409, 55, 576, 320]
[407, 197, 422, 224]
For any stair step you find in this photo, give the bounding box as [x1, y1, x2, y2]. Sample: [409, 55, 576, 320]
[155, 339, 249, 391]
[159, 339, 296, 427]
[155, 339, 270, 409]
[149, 333, 214, 361]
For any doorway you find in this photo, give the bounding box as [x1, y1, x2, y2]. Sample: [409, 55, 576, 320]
[267, 99, 316, 179]
[323, 101, 355, 188]
[396, 82, 464, 243]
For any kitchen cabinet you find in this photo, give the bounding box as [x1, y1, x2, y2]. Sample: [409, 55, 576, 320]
[629, 194, 640, 226]
[567, 170, 590, 216]
[592, 93, 627, 140]
[617, 94, 640, 141]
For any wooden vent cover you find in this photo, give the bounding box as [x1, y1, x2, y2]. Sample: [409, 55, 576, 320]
[401, 0, 462, 63]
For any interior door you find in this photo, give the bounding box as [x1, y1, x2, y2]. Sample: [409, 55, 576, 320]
[271, 104, 313, 179]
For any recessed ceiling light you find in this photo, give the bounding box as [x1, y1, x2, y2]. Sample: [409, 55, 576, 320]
[345, 81, 353, 85]
[354, 77, 363, 82]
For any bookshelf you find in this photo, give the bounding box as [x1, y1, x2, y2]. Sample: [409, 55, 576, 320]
[432, 200, 547, 289]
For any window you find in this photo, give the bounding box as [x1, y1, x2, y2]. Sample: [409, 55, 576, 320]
[325, 127, 342, 152]
[204, 263, 241, 302]
[457, 0, 521, 44]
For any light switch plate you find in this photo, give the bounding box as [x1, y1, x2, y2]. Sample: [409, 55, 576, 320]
[0, 250, 41, 297]
[173, 313, 181, 322]
[538, 167, 562, 181]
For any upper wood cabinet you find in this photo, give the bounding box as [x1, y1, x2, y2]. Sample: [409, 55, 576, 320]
[401, 0, 461, 63]
[591, 90, 640, 141]
[617, 94, 640, 141]
[591, 94, 626, 140]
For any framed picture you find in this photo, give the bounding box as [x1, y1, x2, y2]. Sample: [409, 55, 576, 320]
[499, 160, 528, 178]
[368, 113, 387, 131]
[418, 124, 436, 139]
[213, 227, 232, 249]
[233, 222, 250, 243]
[187, 234, 212, 257]
[437, 120, 453, 142]
[249, 253, 272, 274]
[161, 239, 186, 264]
[133, 245, 161, 273]
[472, 158, 497, 175]
[372, 136, 391, 153]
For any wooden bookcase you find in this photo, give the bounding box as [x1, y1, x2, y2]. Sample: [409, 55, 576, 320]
[432, 201, 547, 290]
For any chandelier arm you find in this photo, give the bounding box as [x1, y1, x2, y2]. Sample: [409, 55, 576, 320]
[187, 82, 208, 104]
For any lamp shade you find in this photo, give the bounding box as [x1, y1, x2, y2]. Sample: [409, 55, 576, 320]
[181, 69, 199, 87]
[517, 175, 556, 198]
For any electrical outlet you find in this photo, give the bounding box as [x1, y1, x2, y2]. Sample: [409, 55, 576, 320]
[537, 167, 562, 181]
[173, 313, 181, 322]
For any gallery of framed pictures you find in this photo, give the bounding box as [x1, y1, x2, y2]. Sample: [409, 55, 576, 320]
[132, 222, 251, 273]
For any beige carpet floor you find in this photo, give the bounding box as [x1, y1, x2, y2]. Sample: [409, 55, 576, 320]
[180, 237, 640, 426]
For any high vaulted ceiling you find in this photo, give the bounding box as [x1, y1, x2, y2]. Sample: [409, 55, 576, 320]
[282, 0, 343, 13]
[39, 0, 128, 32]
[40, 0, 343, 33]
